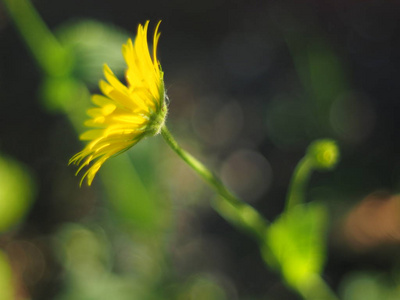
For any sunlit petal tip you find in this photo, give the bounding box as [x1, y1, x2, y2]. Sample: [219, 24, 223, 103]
[79, 129, 102, 141]
[152, 21, 162, 63]
[154, 20, 162, 41]
[102, 63, 111, 72]
[102, 64, 115, 79]
[69, 152, 84, 166]
[124, 38, 133, 49]
[142, 20, 150, 32]
[79, 169, 91, 187]
[92, 94, 111, 107]
[86, 165, 101, 186]
[75, 162, 88, 177]
[68, 156, 77, 166]
[99, 80, 112, 96]
[122, 40, 132, 59]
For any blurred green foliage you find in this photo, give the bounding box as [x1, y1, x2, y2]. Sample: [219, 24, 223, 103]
[0, 154, 34, 299]
[0, 154, 35, 232]
[2, 1, 178, 299]
[178, 275, 227, 300]
[286, 34, 349, 135]
[54, 224, 137, 300]
[100, 146, 167, 231]
[56, 20, 129, 87]
[0, 250, 14, 300]
[340, 272, 400, 300]
[42, 20, 129, 117]
[2, 0, 400, 299]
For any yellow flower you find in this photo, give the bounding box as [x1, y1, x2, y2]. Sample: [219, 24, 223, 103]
[70, 21, 167, 186]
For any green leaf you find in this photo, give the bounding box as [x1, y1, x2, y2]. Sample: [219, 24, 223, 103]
[262, 203, 328, 289]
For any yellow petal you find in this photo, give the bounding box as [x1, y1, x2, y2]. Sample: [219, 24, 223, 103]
[92, 94, 114, 107]
[79, 129, 103, 141]
[103, 64, 128, 93]
[112, 114, 147, 124]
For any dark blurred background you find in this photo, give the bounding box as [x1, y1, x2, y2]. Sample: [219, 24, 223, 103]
[1, 0, 400, 299]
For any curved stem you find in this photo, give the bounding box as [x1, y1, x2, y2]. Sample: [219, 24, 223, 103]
[285, 156, 313, 211]
[161, 126, 340, 299]
[161, 125, 269, 242]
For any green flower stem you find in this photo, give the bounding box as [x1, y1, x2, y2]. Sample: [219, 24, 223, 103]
[298, 275, 340, 300]
[162, 126, 339, 300]
[161, 125, 269, 242]
[2, 0, 70, 76]
[211, 195, 270, 243]
[285, 156, 313, 211]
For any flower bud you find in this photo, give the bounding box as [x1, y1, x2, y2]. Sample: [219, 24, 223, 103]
[306, 139, 339, 170]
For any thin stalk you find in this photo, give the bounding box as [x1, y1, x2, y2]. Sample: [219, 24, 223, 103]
[161, 125, 269, 242]
[285, 156, 313, 211]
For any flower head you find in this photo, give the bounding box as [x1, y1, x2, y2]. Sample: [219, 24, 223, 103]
[70, 21, 167, 185]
